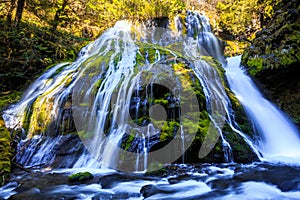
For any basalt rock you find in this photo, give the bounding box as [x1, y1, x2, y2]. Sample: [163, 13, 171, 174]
[242, 0, 300, 128]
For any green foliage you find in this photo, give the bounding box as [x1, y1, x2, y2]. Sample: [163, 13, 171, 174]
[242, 0, 300, 127]
[222, 123, 257, 163]
[0, 0, 187, 96]
[160, 121, 179, 142]
[216, 0, 281, 39]
[0, 19, 89, 93]
[246, 57, 264, 75]
[243, 0, 300, 76]
[224, 40, 250, 57]
[217, 0, 258, 36]
[88, 0, 185, 30]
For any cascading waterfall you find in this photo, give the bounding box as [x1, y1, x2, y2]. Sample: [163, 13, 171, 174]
[181, 13, 234, 162]
[81, 22, 137, 169]
[226, 56, 300, 164]
[3, 13, 244, 170]
[3, 10, 300, 174]
[189, 58, 234, 162]
[185, 11, 225, 64]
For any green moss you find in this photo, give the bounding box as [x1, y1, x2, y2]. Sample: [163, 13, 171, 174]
[246, 57, 264, 76]
[78, 130, 95, 140]
[26, 96, 54, 136]
[68, 172, 94, 183]
[153, 99, 168, 106]
[0, 117, 11, 186]
[279, 53, 294, 66]
[173, 63, 185, 71]
[243, 0, 300, 75]
[224, 41, 250, 57]
[91, 77, 105, 95]
[160, 121, 179, 142]
[201, 56, 220, 68]
[122, 133, 135, 151]
[145, 162, 167, 175]
[50, 63, 69, 78]
[223, 123, 257, 163]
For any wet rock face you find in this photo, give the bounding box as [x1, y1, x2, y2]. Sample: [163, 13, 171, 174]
[51, 134, 85, 168]
[145, 17, 169, 28]
[4, 14, 262, 170]
[242, 0, 300, 127]
[15, 134, 84, 169]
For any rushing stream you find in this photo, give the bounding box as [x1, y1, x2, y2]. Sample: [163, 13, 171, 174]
[1, 11, 300, 199]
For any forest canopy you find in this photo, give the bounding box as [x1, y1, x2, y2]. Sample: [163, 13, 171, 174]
[0, 0, 185, 36]
[0, 0, 280, 37]
[0, 0, 282, 95]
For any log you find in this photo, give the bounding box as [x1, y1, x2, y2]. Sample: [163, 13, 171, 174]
[12, 161, 31, 173]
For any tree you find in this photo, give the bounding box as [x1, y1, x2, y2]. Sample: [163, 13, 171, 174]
[216, 0, 282, 39]
[216, 0, 260, 38]
[14, 0, 25, 26]
[6, 0, 16, 25]
[52, 0, 69, 31]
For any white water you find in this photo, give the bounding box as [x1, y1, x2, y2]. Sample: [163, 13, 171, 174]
[181, 13, 234, 162]
[226, 56, 300, 164]
[185, 11, 224, 64]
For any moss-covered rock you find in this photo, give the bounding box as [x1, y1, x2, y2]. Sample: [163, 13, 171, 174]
[118, 53, 257, 164]
[68, 172, 94, 183]
[0, 117, 11, 186]
[242, 0, 300, 127]
[6, 17, 259, 170]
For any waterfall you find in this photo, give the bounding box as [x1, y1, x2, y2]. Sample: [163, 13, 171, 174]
[185, 11, 225, 64]
[179, 12, 234, 162]
[4, 11, 299, 172]
[2, 14, 242, 170]
[225, 56, 300, 164]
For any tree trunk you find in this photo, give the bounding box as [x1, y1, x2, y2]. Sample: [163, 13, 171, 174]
[6, 0, 16, 26]
[14, 0, 25, 27]
[260, 12, 264, 29]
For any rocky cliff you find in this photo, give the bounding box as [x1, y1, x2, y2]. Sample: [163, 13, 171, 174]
[242, 0, 300, 128]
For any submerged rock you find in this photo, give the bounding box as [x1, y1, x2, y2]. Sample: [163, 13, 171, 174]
[98, 173, 155, 189]
[140, 184, 162, 198]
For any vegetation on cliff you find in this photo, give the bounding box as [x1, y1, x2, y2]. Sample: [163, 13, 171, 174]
[242, 0, 300, 126]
